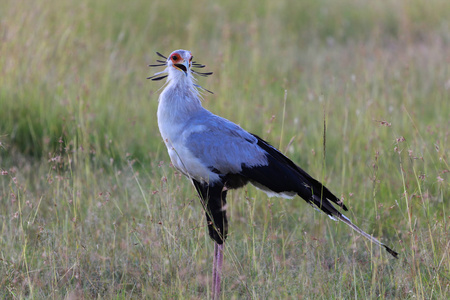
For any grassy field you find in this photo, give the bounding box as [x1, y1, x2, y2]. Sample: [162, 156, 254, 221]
[0, 0, 449, 298]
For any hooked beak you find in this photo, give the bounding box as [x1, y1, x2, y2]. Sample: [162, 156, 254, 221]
[174, 60, 190, 76]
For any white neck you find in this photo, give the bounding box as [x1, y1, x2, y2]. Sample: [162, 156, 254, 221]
[157, 70, 203, 144]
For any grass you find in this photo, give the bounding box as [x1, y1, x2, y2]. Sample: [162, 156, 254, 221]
[0, 0, 449, 298]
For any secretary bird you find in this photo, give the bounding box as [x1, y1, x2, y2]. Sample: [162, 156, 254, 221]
[148, 49, 398, 298]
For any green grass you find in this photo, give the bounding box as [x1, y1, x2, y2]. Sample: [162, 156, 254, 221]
[1, 0, 449, 298]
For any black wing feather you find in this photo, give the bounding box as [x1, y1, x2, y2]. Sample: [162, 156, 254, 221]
[241, 134, 348, 214]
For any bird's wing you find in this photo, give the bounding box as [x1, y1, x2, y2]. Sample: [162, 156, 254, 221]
[183, 110, 346, 212]
[184, 113, 268, 175]
[184, 112, 346, 213]
[240, 134, 348, 212]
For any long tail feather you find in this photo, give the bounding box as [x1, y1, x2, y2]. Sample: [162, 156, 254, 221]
[336, 213, 398, 258]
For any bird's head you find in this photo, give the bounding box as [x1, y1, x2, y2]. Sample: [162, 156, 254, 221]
[167, 49, 192, 77]
[148, 49, 213, 93]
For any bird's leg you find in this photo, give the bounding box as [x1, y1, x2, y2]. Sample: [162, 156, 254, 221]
[191, 180, 227, 298]
[212, 242, 223, 299]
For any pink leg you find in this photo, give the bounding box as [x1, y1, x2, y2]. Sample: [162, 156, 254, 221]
[212, 242, 223, 299]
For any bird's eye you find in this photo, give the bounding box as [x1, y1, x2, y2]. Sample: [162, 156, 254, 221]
[190, 56, 193, 61]
[171, 55, 178, 61]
